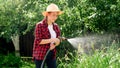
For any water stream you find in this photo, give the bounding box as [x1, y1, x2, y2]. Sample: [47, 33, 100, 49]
[67, 34, 119, 54]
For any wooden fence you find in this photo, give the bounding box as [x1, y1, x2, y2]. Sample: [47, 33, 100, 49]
[20, 31, 34, 57]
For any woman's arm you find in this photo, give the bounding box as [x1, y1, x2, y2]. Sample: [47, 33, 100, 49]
[39, 38, 60, 45]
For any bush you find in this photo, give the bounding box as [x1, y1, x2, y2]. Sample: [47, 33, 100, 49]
[0, 54, 22, 68]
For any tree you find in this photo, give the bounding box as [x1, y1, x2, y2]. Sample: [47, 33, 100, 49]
[0, 0, 41, 56]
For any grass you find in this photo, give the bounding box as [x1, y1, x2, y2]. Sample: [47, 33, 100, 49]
[21, 42, 120, 68]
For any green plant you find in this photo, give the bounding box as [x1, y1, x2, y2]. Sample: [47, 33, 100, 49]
[0, 54, 22, 68]
[21, 60, 35, 68]
[57, 43, 120, 68]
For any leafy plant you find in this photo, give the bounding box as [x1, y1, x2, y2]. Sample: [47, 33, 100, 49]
[57, 43, 120, 68]
[0, 53, 22, 68]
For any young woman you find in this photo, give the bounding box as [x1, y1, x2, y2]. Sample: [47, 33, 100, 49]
[32, 3, 63, 68]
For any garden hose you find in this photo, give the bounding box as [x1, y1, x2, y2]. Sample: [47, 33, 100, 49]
[41, 49, 51, 68]
[40, 37, 67, 68]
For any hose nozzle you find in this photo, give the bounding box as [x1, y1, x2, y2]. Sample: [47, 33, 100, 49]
[58, 36, 67, 42]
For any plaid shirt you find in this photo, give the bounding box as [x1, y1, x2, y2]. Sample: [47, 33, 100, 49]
[32, 19, 60, 60]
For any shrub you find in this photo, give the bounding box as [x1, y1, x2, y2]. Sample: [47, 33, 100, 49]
[0, 53, 22, 68]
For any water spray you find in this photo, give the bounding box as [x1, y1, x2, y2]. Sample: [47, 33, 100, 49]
[41, 36, 67, 68]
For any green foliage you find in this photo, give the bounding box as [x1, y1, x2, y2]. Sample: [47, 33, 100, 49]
[0, 0, 120, 39]
[21, 60, 35, 68]
[0, 0, 44, 40]
[57, 43, 120, 68]
[0, 53, 22, 68]
[86, 0, 120, 33]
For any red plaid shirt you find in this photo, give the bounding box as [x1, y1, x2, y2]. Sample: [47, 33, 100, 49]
[32, 19, 60, 60]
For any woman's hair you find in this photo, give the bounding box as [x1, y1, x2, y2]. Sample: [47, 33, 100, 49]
[44, 12, 51, 20]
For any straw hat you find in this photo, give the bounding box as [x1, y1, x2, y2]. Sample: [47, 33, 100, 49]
[42, 3, 63, 16]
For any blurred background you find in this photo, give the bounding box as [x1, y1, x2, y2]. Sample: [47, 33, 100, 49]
[0, 0, 120, 68]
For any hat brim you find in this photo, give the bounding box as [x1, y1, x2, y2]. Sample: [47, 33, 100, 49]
[42, 11, 63, 16]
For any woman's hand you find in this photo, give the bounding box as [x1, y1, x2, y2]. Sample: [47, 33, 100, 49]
[50, 43, 56, 50]
[51, 38, 60, 46]
[54, 38, 60, 46]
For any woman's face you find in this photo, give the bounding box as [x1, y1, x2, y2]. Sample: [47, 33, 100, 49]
[47, 12, 59, 23]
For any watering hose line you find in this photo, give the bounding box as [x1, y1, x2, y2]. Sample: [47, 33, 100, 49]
[41, 42, 57, 68]
[41, 49, 51, 68]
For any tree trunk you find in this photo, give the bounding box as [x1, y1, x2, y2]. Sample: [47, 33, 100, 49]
[11, 34, 20, 56]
